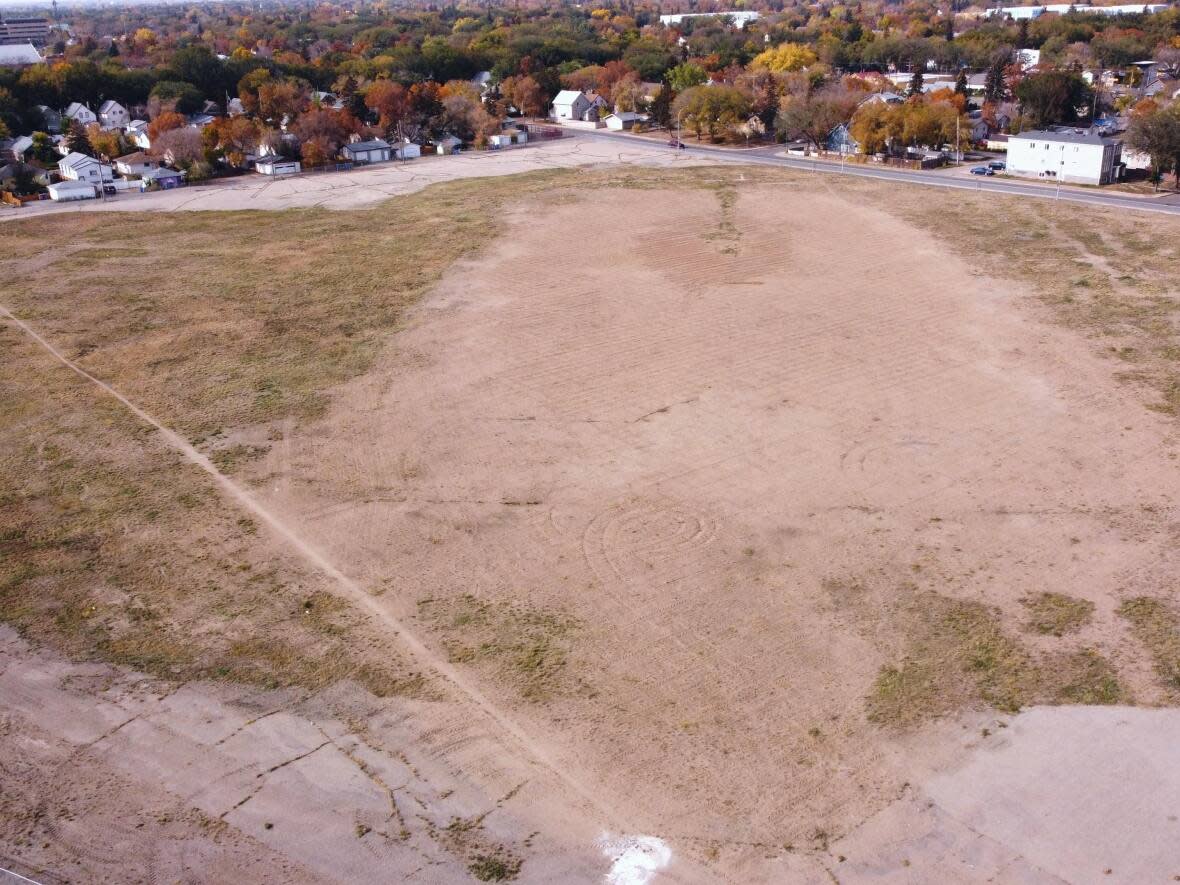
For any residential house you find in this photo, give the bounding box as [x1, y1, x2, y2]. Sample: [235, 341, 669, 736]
[35, 104, 62, 133]
[311, 90, 345, 109]
[57, 151, 113, 183]
[1006, 129, 1122, 185]
[127, 120, 151, 150]
[826, 123, 860, 154]
[584, 93, 609, 117]
[435, 135, 462, 155]
[98, 99, 129, 130]
[227, 97, 246, 116]
[342, 138, 391, 164]
[114, 150, 157, 177]
[255, 156, 300, 175]
[861, 91, 905, 106]
[63, 102, 97, 127]
[552, 90, 592, 122]
[8, 134, 33, 160]
[47, 180, 97, 201]
[604, 112, 645, 131]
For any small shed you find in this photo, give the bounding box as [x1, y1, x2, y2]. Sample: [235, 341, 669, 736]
[488, 133, 514, 148]
[435, 136, 462, 155]
[393, 140, 421, 160]
[342, 139, 392, 164]
[604, 112, 644, 131]
[141, 167, 184, 189]
[47, 181, 97, 201]
[255, 157, 301, 176]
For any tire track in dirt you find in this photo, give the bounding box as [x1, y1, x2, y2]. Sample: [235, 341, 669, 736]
[0, 302, 630, 838]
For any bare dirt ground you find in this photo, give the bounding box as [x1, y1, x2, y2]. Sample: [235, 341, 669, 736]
[3, 169, 1180, 883]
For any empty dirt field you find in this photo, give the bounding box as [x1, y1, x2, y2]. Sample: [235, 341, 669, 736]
[3, 166, 1180, 883]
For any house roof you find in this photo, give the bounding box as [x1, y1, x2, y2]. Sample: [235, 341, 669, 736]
[114, 150, 149, 164]
[1010, 128, 1119, 145]
[606, 112, 644, 121]
[141, 166, 182, 179]
[0, 43, 43, 65]
[10, 135, 33, 154]
[48, 180, 96, 191]
[552, 90, 586, 106]
[126, 119, 148, 133]
[344, 139, 391, 151]
[99, 99, 124, 113]
[58, 151, 100, 169]
[64, 102, 93, 118]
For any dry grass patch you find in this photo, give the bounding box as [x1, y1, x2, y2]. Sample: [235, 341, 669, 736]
[416, 594, 582, 703]
[844, 178, 1180, 419]
[867, 591, 1124, 728]
[1118, 597, 1180, 697]
[1021, 592, 1095, 637]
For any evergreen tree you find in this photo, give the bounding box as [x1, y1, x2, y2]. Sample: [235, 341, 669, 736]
[909, 69, 924, 97]
[650, 84, 675, 128]
[67, 120, 93, 156]
[984, 57, 1007, 102]
[955, 69, 968, 96]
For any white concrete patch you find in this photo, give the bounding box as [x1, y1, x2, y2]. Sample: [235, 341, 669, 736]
[597, 833, 672, 885]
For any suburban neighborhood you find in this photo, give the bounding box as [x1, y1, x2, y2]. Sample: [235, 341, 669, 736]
[3, 0, 1180, 205]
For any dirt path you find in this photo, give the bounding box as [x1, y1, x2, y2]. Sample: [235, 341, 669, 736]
[0, 303, 631, 841]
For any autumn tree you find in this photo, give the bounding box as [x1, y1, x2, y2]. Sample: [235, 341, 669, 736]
[148, 111, 187, 141]
[257, 79, 308, 124]
[153, 125, 204, 166]
[666, 62, 707, 93]
[649, 84, 675, 128]
[1127, 100, 1180, 189]
[500, 75, 546, 117]
[673, 85, 750, 142]
[750, 43, 818, 73]
[776, 84, 861, 152]
[364, 79, 409, 130]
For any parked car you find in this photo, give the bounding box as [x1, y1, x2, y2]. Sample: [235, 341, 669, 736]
[988, 161, 1006, 171]
[970, 166, 994, 176]
[668, 139, 686, 150]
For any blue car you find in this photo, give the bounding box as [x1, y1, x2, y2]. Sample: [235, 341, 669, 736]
[970, 166, 994, 176]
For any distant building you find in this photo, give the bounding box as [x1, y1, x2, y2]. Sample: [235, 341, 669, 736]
[0, 16, 50, 47]
[604, 112, 645, 131]
[47, 180, 98, 201]
[658, 11, 761, 28]
[983, 3, 1167, 18]
[114, 150, 157, 177]
[1006, 129, 1122, 185]
[0, 42, 43, 65]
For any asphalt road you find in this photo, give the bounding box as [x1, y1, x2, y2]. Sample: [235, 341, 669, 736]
[572, 127, 1180, 217]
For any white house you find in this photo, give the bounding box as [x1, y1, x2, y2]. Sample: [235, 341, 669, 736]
[113, 150, 157, 177]
[47, 180, 97, 201]
[35, 104, 62, 133]
[98, 99, 129, 130]
[63, 102, 97, 126]
[659, 11, 760, 28]
[342, 138, 391, 164]
[255, 156, 300, 176]
[7, 134, 33, 160]
[552, 90, 592, 122]
[1006, 129, 1122, 185]
[57, 151, 112, 183]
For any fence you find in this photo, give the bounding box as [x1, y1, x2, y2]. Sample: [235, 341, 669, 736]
[520, 123, 563, 139]
[304, 162, 354, 174]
